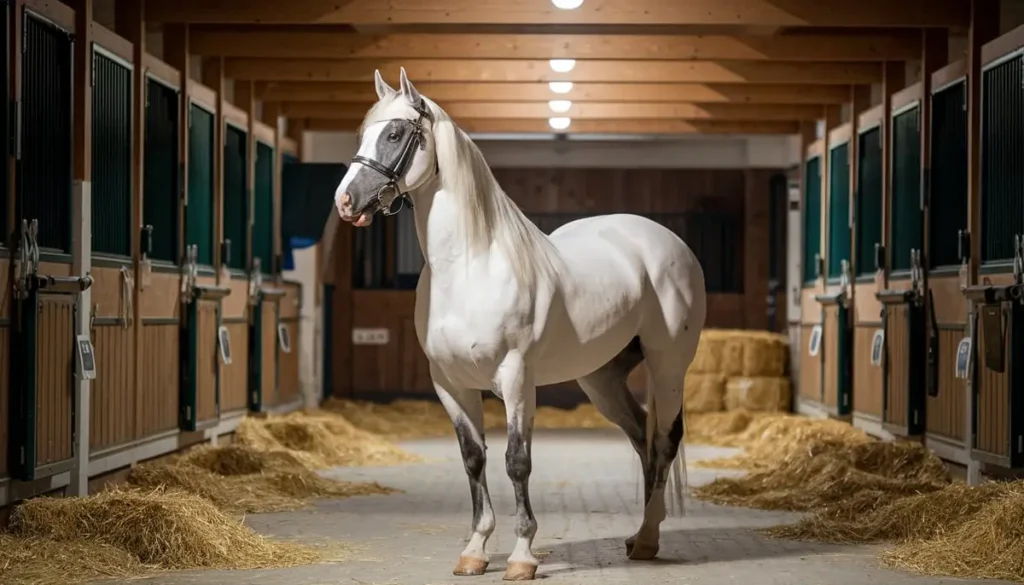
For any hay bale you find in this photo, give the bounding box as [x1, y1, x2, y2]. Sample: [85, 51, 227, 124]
[128, 445, 398, 514]
[689, 332, 727, 373]
[693, 439, 949, 512]
[688, 329, 789, 377]
[235, 411, 422, 467]
[724, 376, 791, 412]
[8, 488, 320, 575]
[765, 481, 1012, 544]
[880, 481, 1024, 582]
[684, 373, 727, 413]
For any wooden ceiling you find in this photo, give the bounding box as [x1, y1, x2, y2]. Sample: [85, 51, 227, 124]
[149, 0, 968, 136]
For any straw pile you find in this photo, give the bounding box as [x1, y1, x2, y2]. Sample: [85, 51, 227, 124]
[694, 414, 869, 469]
[0, 487, 324, 585]
[693, 438, 949, 512]
[879, 481, 1024, 582]
[126, 444, 398, 514]
[686, 329, 792, 414]
[235, 409, 423, 467]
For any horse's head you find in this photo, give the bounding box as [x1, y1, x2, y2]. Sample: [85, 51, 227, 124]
[335, 68, 437, 227]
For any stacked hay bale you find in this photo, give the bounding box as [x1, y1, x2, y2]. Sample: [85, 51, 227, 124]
[684, 329, 791, 414]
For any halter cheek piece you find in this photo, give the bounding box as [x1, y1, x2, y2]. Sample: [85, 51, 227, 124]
[350, 100, 437, 216]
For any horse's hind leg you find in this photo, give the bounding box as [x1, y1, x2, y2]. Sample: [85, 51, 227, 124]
[432, 366, 495, 576]
[627, 342, 694, 561]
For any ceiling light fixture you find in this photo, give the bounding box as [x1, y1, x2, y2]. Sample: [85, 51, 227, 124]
[551, 0, 584, 9]
[548, 100, 572, 113]
[549, 58, 576, 73]
[548, 117, 571, 130]
[548, 81, 574, 94]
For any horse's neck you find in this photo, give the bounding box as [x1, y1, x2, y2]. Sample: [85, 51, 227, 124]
[412, 184, 483, 276]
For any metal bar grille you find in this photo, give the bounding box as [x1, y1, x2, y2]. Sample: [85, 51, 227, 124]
[17, 13, 72, 252]
[803, 155, 822, 283]
[143, 77, 180, 263]
[222, 124, 248, 270]
[91, 49, 132, 257]
[186, 104, 214, 265]
[981, 55, 1024, 264]
[929, 80, 968, 268]
[828, 142, 851, 280]
[891, 106, 922, 272]
[856, 127, 883, 276]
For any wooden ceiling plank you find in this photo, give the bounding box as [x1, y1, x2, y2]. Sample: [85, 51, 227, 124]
[259, 81, 852, 104]
[302, 117, 802, 134]
[190, 30, 922, 61]
[148, 0, 967, 28]
[226, 59, 881, 84]
[281, 101, 825, 121]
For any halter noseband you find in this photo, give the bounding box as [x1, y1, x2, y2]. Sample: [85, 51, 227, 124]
[350, 100, 435, 216]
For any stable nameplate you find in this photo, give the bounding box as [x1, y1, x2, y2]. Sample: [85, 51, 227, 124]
[870, 329, 885, 367]
[808, 325, 822, 357]
[218, 325, 233, 365]
[76, 334, 97, 380]
[352, 327, 389, 345]
[955, 337, 973, 380]
[277, 323, 292, 353]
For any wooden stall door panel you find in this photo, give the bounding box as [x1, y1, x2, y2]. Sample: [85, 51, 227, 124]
[141, 323, 179, 437]
[0, 326, 9, 478]
[90, 325, 136, 451]
[822, 306, 839, 408]
[926, 327, 967, 442]
[799, 324, 821, 402]
[854, 325, 883, 417]
[35, 296, 74, 468]
[220, 322, 249, 413]
[351, 291, 432, 394]
[261, 301, 277, 408]
[884, 305, 909, 427]
[278, 321, 300, 403]
[196, 302, 219, 423]
[975, 311, 1009, 457]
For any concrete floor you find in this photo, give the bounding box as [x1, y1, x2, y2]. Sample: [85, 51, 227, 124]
[141, 429, 1010, 585]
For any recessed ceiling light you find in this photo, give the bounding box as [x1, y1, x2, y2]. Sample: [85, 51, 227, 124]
[549, 59, 576, 73]
[548, 117, 571, 130]
[548, 81, 574, 94]
[551, 0, 584, 9]
[548, 100, 572, 113]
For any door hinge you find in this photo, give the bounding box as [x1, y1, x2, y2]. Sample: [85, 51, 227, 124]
[913, 410, 919, 426]
[1018, 435, 1023, 453]
[19, 446, 25, 465]
[10, 100, 21, 160]
[185, 405, 192, 421]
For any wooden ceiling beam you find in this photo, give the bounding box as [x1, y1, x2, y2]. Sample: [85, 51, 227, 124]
[225, 59, 881, 84]
[147, 0, 967, 28]
[190, 30, 922, 61]
[259, 82, 853, 105]
[281, 101, 825, 121]
[300, 118, 802, 135]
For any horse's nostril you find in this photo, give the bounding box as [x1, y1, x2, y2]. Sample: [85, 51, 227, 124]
[340, 193, 352, 205]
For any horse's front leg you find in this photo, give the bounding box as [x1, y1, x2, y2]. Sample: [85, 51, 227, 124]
[432, 366, 496, 577]
[497, 352, 539, 581]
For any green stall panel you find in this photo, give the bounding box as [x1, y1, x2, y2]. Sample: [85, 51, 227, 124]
[253, 141, 275, 273]
[186, 104, 215, 266]
[856, 126, 883, 277]
[980, 54, 1024, 265]
[890, 105, 922, 273]
[827, 142, 851, 281]
[143, 77, 181, 264]
[929, 80, 968, 268]
[802, 156, 822, 284]
[222, 123, 248, 271]
[91, 48, 133, 257]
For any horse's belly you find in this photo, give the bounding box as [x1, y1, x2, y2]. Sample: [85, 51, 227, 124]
[530, 316, 640, 385]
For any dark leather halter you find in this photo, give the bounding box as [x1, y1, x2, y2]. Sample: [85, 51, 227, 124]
[350, 100, 435, 216]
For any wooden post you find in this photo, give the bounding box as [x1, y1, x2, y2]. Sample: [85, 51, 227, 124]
[114, 0, 146, 460]
[237, 80, 256, 277]
[820, 105, 841, 292]
[262, 101, 283, 280]
[880, 61, 905, 289]
[68, 0, 93, 498]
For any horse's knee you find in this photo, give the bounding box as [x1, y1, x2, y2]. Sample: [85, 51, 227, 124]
[505, 430, 531, 482]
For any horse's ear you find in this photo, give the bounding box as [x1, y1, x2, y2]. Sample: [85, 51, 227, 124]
[374, 69, 396, 100]
[398, 66, 421, 105]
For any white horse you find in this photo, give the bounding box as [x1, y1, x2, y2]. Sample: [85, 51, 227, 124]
[334, 68, 707, 581]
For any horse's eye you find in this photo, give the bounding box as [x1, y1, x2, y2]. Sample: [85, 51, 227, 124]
[387, 132, 400, 142]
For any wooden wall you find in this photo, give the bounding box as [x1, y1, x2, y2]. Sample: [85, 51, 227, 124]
[330, 167, 786, 398]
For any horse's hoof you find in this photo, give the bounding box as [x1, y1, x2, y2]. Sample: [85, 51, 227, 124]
[503, 562, 538, 581]
[454, 556, 489, 576]
[627, 541, 659, 561]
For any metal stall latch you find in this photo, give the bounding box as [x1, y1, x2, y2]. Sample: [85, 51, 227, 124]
[248, 257, 264, 308]
[13, 219, 40, 301]
[180, 245, 199, 304]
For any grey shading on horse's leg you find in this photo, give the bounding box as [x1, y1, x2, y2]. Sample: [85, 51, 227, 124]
[575, 335, 652, 500]
[496, 352, 540, 581]
[432, 366, 496, 576]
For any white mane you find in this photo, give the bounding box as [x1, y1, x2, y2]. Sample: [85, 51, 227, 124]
[361, 93, 563, 292]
